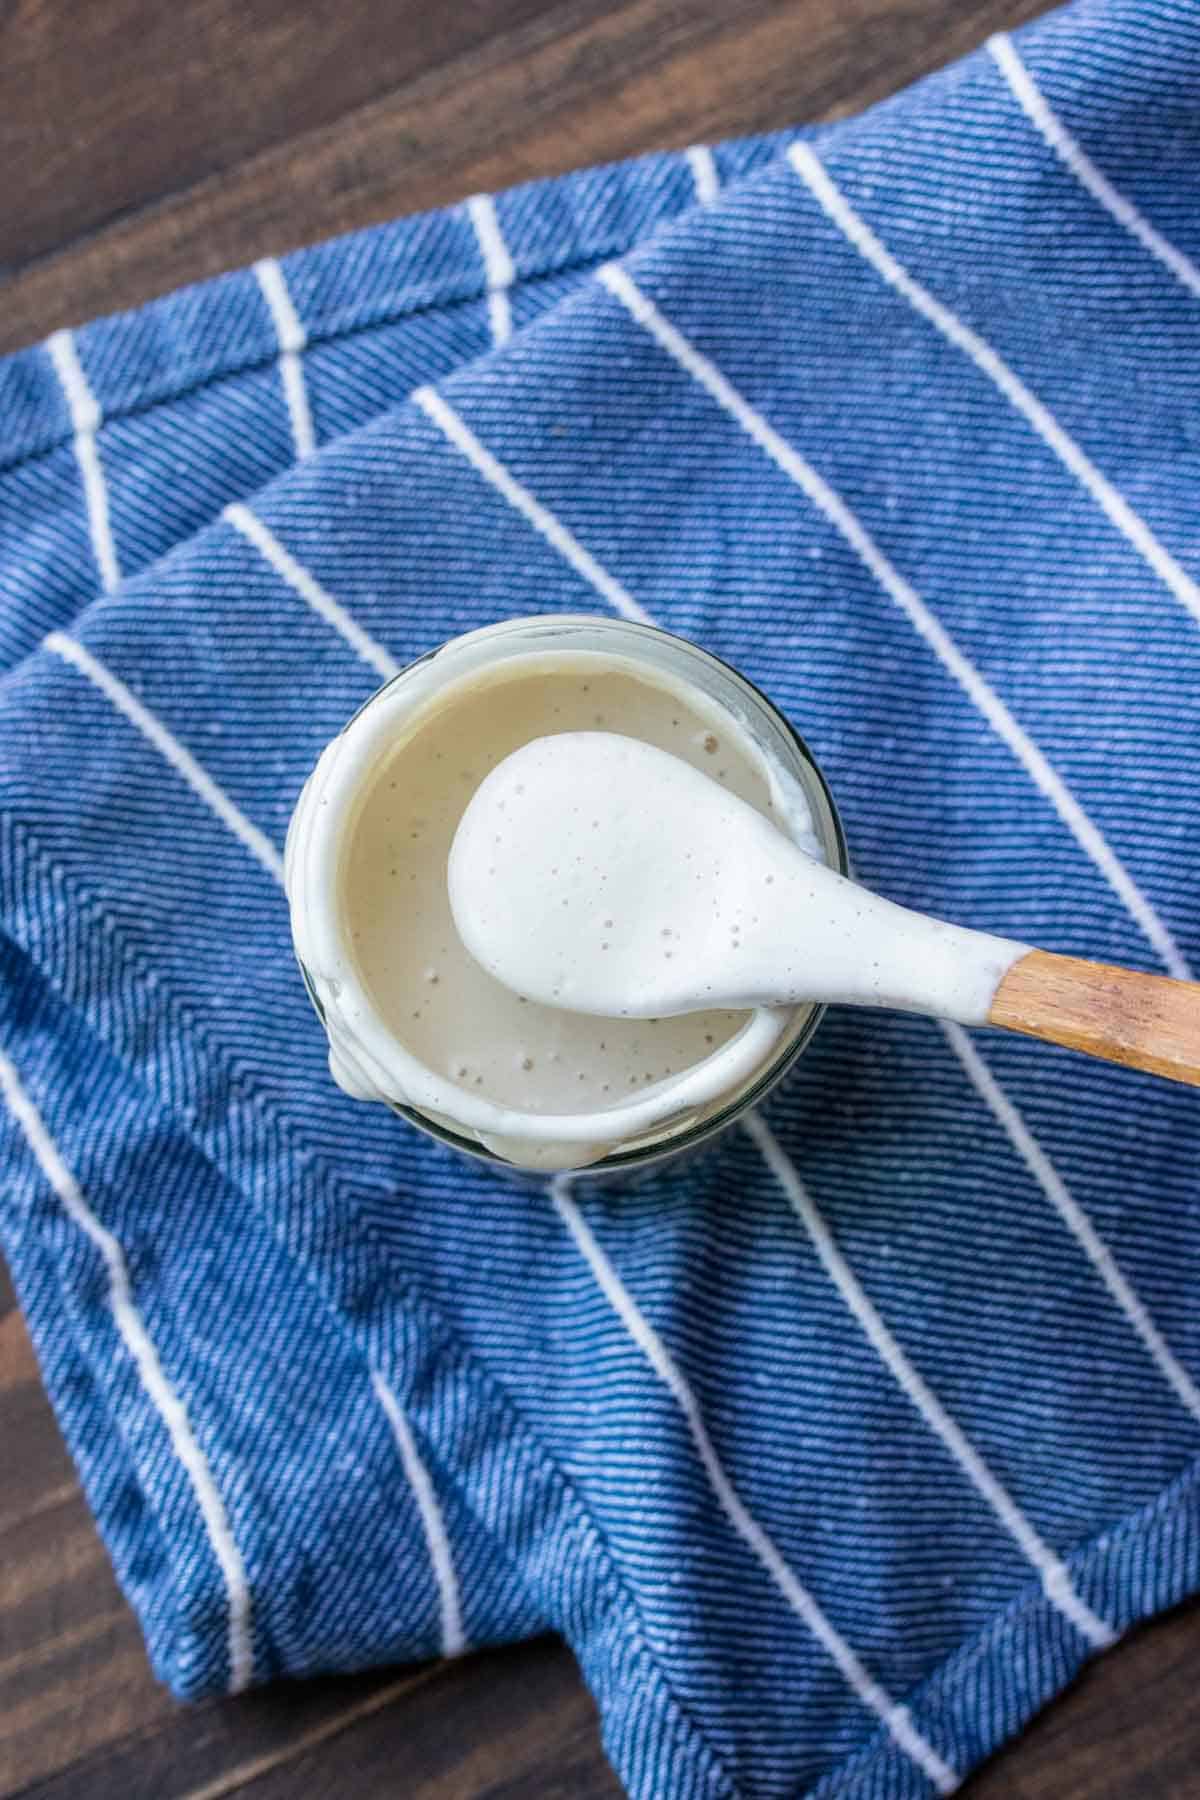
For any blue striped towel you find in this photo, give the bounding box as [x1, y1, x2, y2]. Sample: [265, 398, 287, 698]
[4, 1, 1200, 1791]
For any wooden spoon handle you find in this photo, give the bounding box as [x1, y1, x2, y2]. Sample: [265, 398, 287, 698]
[989, 950, 1200, 1086]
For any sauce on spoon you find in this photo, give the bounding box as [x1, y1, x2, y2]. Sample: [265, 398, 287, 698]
[450, 732, 1026, 1026]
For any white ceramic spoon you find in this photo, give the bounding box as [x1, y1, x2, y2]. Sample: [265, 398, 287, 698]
[450, 733, 1200, 1086]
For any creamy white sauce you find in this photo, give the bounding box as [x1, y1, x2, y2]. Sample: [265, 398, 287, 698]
[451, 732, 1025, 1029]
[287, 645, 824, 1169]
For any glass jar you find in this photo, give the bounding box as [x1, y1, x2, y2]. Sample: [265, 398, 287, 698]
[286, 615, 847, 1175]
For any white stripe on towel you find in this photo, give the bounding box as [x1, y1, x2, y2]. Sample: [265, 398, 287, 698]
[0, 1047, 254, 1692]
[223, 503, 398, 681]
[786, 141, 1200, 634]
[44, 631, 285, 884]
[466, 193, 516, 347]
[253, 257, 317, 459]
[413, 385, 651, 624]
[744, 1112, 1116, 1650]
[46, 327, 120, 593]
[989, 34, 1200, 304]
[685, 146, 720, 206]
[942, 1022, 1200, 1426]
[372, 1373, 466, 1657]
[552, 1177, 960, 1793]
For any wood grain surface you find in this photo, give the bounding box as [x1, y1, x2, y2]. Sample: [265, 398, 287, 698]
[3, 1, 1200, 1795]
[991, 950, 1200, 1087]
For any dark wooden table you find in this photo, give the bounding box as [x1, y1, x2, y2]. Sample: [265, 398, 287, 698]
[3, 2, 1200, 1793]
